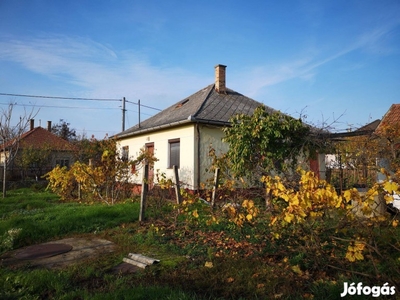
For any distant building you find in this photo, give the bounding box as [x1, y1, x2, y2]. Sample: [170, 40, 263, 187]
[0, 120, 76, 181]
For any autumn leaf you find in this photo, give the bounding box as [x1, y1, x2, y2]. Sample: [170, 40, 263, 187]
[345, 251, 356, 262]
[343, 189, 356, 202]
[291, 265, 303, 275]
[384, 181, 399, 194]
[284, 212, 294, 223]
[345, 241, 365, 262]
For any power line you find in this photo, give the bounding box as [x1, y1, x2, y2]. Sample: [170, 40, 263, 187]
[1, 92, 164, 132]
[126, 108, 154, 117]
[0, 92, 163, 111]
[126, 99, 162, 111]
[0, 102, 119, 110]
[0, 92, 121, 102]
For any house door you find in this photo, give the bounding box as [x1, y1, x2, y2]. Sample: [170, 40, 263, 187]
[145, 143, 154, 189]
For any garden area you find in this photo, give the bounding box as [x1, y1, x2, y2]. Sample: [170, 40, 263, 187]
[1, 172, 400, 299]
[1, 107, 400, 299]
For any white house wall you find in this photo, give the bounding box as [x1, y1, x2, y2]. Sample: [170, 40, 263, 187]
[118, 124, 328, 190]
[118, 124, 196, 189]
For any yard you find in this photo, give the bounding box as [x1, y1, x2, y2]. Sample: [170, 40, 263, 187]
[1, 184, 399, 299]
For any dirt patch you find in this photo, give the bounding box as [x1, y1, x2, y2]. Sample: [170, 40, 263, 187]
[1, 237, 115, 269]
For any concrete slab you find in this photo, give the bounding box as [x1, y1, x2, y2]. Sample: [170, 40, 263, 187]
[0, 237, 115, 269]
[15, 243, 73, 260]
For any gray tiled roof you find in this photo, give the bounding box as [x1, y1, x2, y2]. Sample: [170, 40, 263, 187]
[117, 83, 274, 138]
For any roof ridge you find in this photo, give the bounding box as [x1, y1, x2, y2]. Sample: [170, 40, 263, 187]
[36, 126, 70, 143]
[375, 103, 400, 135]
[191, 84, 215, 118]
[20, 127, 38, 139]
[21, 127, 76, 150]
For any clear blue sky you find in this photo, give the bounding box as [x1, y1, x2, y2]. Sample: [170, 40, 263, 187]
[0, 0, 399, 138]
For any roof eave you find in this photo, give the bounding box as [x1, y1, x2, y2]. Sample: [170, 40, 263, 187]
[116, 115, 233, 140]
[189, 115, 230, 127]
[116, 118, 193, 139]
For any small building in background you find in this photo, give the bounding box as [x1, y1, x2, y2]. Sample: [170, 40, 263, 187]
[0, 119, 76, 181]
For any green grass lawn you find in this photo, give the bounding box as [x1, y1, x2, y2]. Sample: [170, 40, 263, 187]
[1, 187, 399, 300]
[0, 188, 207, 300]
[0, 188, 140, 248]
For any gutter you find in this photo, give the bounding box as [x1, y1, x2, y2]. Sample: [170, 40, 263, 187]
[188, 115, 230, 127]
[115, 118, 193, 139]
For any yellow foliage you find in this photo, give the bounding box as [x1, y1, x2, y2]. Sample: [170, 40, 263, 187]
[263, 170, 344, 228]
[223, 200, 259, 227]
[345, 241, 365, 262]
[44, 165, 76, 201]
[384, 181, 399, 194]
[343, 188, 359, 203]
[284, 212, 295, 223]
[384, 194, 394, 204]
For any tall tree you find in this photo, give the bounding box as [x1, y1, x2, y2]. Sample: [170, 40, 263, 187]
[52, 119, 77, 141]
[0, 102, 38, 197]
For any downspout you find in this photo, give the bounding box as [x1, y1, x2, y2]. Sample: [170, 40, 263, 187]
[196, 123, 201, 194]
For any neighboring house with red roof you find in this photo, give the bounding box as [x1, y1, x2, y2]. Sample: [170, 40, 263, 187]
[375, 104, 400, 136]
[373, 103, 400, 177]
[325, 103, 400, 184]
[0, 120, 76, 180]
[374, 104, 400, 212]
[115, 65, 326, 191]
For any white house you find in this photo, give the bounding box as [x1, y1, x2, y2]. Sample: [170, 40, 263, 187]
[115, 65, 325, 191]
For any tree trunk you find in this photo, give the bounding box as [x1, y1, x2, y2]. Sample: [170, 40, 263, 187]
[2, 159, 7, 198]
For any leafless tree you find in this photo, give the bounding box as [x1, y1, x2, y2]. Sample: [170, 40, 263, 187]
[0, 102, 38, 197]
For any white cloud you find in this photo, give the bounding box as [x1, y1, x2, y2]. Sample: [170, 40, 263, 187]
[0, 34, 208, 108]
[234, 20, 400, 99]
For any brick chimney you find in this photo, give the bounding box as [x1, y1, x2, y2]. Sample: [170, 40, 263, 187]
[215, 64, 227, 94]
[30, 119, 34, 131]
[47, 121, 52, 132]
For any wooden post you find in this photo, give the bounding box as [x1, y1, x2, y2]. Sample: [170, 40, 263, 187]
[139, 163, 149, 222]
[173, 165, 182, 204]
[211, 168, 220, 207]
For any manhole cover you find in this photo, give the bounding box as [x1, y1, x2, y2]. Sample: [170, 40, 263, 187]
[15, 243, 73, 260]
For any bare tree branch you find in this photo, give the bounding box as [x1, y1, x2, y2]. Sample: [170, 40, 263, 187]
[0, 102, 38, 197]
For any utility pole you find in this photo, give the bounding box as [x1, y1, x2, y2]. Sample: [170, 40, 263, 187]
[122, 97, 126, 132]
